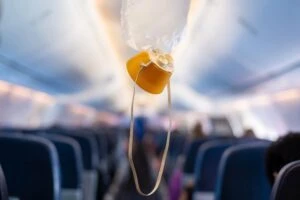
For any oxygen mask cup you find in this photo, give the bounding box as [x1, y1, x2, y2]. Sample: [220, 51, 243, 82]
[121, 0, 190, 196]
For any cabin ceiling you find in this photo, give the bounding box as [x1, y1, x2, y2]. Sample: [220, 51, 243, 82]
[0, 0, 299, 111]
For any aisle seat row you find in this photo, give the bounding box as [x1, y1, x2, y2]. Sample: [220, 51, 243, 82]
[39, 134, 83, 200]
[214, 143, 270, 200]
[0, 128, 111, 200]
[0, 134, 60, 200]
[1, 128, 300, 200]
[182, 136, 300, 200]
[182, 137, 271, 200]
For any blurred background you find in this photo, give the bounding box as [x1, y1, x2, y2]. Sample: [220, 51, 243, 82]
[0, 0, 299, 140]
[0, 1, 299, 199]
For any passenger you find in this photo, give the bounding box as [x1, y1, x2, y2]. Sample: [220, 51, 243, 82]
[191, 122, 205, 140]
[265, 133, 300, 185]
[243, 128, 256, 138]
[169, 157, 184, 200]
[179, 123, 206, 200]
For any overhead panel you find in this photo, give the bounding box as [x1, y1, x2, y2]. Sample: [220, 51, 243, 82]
[175, 0, 300, 97]
[0, 0, 122, 96]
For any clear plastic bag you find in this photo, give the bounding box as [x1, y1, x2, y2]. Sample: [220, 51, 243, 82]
[121, 0, 191, 52]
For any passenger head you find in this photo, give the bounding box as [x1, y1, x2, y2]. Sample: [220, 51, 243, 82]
[191, 122, 205, 139]
[265, 132, 300, 185]
[243, 128, 256, 138]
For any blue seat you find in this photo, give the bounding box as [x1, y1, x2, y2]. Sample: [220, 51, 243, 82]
[183, 138, 213, 185]
[0, 165, 8, 200]
[50, 132, 99, 170]
[72, 129, 110, 199]
[57, 133, 99, 200]
[94, 133, 110, 199]
[0, 128, 44, 134]
[193, 140, 234, 200]
[215, 143, 271, 200]
[0, 128, 22, 134]
[0, 135, 60, 200]
[39, 134, 84, 200]
[271, 160, 300, 200]
[183, 137, 232, 186]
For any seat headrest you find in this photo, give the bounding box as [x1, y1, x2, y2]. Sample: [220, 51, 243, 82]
[40, 134, 84, 189]
[215, 143, 271, 200]
[183, 139, 213, 174]
[271, 160, 300, 200]
[0, 135, 61, 200]
[194, 140, 234, 192]
[54, 133, 99, 170]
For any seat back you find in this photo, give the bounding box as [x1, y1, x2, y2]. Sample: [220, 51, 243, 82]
[74, 128, 110, 199]
[94, 133, 110, 199]
[59, 133, 98, 200]
[183, 137, 233, 186]
[95, 133, 108, 168]
[183, 138, 213, 186]
[0, 135, 60, 200]
[215, 143, 271, 200]
[193, 141, 234, 200]
[40, 134, 84, 200]
[271, 160, 300, 200]
[0, 165, 8, 200]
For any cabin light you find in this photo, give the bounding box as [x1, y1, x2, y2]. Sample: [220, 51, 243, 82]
[72, 107, 85, 116]
[232, 94, 271, 110]
[34, 92, 55, 105]
[96, 112, 119, 126]
[0, 81, 10, 93]
[12, 86, 31, 98]
[273, 89, 300, 102]
[251, 95, 271, 106]
[70, 104, 96, 117]
[233, 99, 249, 110]
[242, 110, 272, 139]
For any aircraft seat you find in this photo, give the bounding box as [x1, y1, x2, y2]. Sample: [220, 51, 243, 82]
[94, 133, 110, 199]
[183, 138, 213, 187]
[271, 160, 300, 200]
[214, 143, 271, 200]
[0, 165, 8, 200]
[39, 134, 84, 200]
[193, 140, 234, 200]
[74, 129, 110, 199]
[59, 134, 99, 200]
[0, 135, 60, 200]
[183, 137, 233, 187]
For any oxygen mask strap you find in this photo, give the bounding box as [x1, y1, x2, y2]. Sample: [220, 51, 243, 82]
[128, 62, 172, 196]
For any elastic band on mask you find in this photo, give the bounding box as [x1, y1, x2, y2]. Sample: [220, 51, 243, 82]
[128, 63, 172, 196]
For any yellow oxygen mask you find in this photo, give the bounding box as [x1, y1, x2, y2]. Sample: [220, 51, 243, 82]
[121, 0, 190, 196]
[127, 49, 173, 94]
[126, 48, 173, 197]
